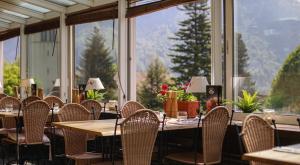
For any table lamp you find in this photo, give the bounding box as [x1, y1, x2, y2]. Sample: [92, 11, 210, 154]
[186, 76, 209, 112]
[85, 78, 105, 99]
[0, 82, 2, 92]
[20, 78, 35, 97]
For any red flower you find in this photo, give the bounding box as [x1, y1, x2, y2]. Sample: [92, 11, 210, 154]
[160, 90, 167, 95]
[161, 84, 168, 90]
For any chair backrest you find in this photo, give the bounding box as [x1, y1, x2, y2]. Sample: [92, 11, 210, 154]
[120, 109, 160, 165]
[121, 101, 145, 118]
[58, 103, 90, 156]
[202, 106, 229, 164]
[22, 96, 41, 108]
[81, 99, 102, 120]
[0, 96, 21, 128]
[44, 96, 64, 108]
[23, 100, 50, 144]
[0, 93, 7, 100]
[241, 115, 274, 165]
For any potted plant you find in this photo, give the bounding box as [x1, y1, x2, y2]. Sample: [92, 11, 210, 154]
[86, 90, 104, 101]
[230, 90, 262, 113]
[157, 84, 199, 118]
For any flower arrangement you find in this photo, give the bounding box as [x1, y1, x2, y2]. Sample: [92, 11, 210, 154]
[157, 83, 197, 102]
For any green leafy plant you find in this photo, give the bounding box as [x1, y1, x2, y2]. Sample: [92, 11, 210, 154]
[86, 90, 104, 101]
[231, 90, 261, 113]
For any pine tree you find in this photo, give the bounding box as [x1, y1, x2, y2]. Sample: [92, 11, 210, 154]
[138, 58, 169, 110]
[77, 27, 117, 100]
[169, 2, 211, 83]
[236, 33, 256, 94]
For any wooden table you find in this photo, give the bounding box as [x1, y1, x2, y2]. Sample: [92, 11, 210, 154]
[0, 110, 59, 118]
[243, 148, 300, 165]
[53, 118, 200, 137]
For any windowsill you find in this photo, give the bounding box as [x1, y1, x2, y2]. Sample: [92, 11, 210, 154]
[233, 111, 300, 127]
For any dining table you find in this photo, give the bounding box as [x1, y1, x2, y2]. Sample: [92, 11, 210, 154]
[242, 144, 300, 165]
[53, 118, 202, 137]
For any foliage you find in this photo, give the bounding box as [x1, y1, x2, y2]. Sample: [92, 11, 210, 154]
[157, 84, 197, 103]
[3, 60, 20, 96]
[138, 58, 169, 110]
[86, 90, 104, 101]
[76, 27, 117, 100]
[168, 2, 211, 83]
[230, 90, 261, 113]
[267, 45, 300, 112]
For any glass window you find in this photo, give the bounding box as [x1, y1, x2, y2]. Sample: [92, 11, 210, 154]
[74, 20, 119, 102]
[234, 0, 300, 114]
[3, 37, 20, 96]
[27, 29, 61, 96]
[135, 1, 212, 110]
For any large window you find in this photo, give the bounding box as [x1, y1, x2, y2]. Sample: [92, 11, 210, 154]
[27, 29, 61, 96]
[3, 37, 20, 96]
[74, 20, 118, 101]
[234, 0, 300, 114]
[135, 1, 212, 109]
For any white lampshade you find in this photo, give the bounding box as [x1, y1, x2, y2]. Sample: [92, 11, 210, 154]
[54, 78, 60, 87]
[85, 78, 105, 91]
[186, 76, 209, 93]
[0, 82, 2, 89]
[233, 77, 246, 89]
[20, 78, 35, 87]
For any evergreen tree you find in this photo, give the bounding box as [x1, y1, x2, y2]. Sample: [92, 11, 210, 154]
[169, 2, 211, 83]
[138, 58, 169, 110]
[77, 27, 117, 100]
[236, 33, 256, 94]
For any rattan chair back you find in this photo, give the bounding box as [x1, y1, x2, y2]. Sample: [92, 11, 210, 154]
[120, 109, 160, 165]
[22, 96, 41, 108]
[121, 101, 145, 118]
[58, 103, 90, 155]
[81, 99, 102, 120]
[202, 106, 229, 164]
[23, 100, 50, 144]
[241, 115, 274, 165]
[0, 96, 21, 128]
[44, 96, 64, 108]
[0, 93, 7, 100]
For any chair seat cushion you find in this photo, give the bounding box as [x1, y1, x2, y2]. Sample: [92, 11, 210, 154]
[67, 152, 102, 160]
[7, 132, 50, 144]
[165, 152, 204, 165]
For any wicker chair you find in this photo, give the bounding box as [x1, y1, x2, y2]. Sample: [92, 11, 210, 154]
[21, 95, 41, 108]
[121, 101, 145, 118]
[241, 115, 274, 165]
[4, 100, 51, 162]
[119, 109, 160, 165]
[0, 96, 21, 131]
[81, 100, 102, 120]
[165, 106, 230, 164]
[0, 93, 7, 100]
[58, 103, 102, 165]
[44, 96, 64, 108]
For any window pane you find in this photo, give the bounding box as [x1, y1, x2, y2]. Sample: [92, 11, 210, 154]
[234, 0, 300, 114]
[136, 1, 212, 110]
[3, 37, 20, 96]
[74, 20, 119, 102]
[27, 29, 61, 96]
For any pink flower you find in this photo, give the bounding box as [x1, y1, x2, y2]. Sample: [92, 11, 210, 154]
[161, 84, 168, 90]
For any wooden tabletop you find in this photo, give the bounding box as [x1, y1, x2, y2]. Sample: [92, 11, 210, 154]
[243, 149, 300, 165]
[53, 118, 200, 137]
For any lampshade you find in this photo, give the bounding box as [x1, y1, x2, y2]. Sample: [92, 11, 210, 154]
[54, 78, 60, 87]
[85, 78, 104, 91]
[0, 82, 2, 89]
[20, 78, 35, 87]
[186, 76, 209, 93]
